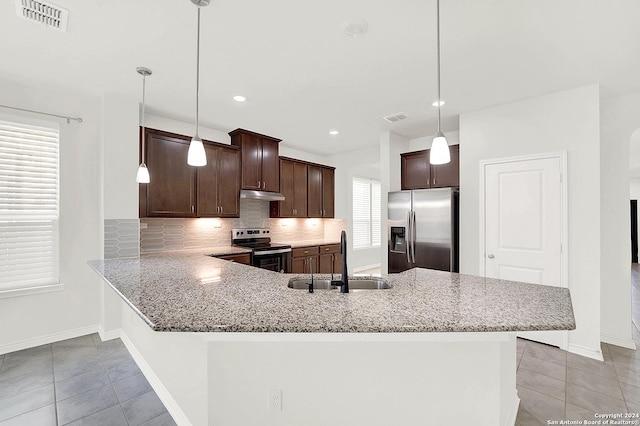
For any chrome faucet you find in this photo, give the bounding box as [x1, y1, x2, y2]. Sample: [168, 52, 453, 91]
[331, 230, 349, 293]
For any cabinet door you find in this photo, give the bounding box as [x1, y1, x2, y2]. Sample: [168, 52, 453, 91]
[293, 161, 308, 216]
[217, 147, 241, 217]
[431, 145, 460, 188]
[277, 159, 295, 217]
[216, 253, 250, 265]
[307, 165, 323, 218]
[239, 133, 262, 190]
[143, 132, 196, 217]
[261, 139, 280, 192]
[291, 257, 307, 274]
[319, 253, 334, 274]
[321, 167, 334, 218]
[333, 252, 344, 274]
[401, 151, 430, 190]
[196, 144, 220, 217]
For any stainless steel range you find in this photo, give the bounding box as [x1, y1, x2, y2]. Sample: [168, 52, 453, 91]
[232, 228, 291, 273]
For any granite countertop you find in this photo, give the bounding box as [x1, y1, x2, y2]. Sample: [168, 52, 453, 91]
[89, 250, 575, 334]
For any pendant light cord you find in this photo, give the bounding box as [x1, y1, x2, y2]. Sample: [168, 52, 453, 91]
[195, 6, 201, 138]
[141, 73, 146, 165]
[436, 0, 442, 133]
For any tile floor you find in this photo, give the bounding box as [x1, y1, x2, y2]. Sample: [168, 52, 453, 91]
[0, 334, 176, 426]
[3, 266, 640, 425]
[515, 264, 640, 425]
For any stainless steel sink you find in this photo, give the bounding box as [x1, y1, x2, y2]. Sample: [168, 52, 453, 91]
[287, 278, 391, 290]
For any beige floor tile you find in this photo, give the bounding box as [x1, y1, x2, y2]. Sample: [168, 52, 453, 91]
[515, 406, 546, 426]
[523, 341, 567, 366]
[615, 363, 640, 387]
[567, 352, 618, 380]
[626, 400, 640, 413]
[564, 403, 597, 422]
[519, 355, 566, 381]
[566, 383, 627, 413]
[566, 367, 623, 399]
[517, 386, 564, 423]
[516, 367, 565, 401]
[620, 382, 640, 406]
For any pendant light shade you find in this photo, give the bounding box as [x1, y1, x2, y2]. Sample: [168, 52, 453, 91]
[430, 0, 451, 165]
[136, 67, 152, 183]
[187, 0, 209, 167]
[188, 135, 207, 166]
[430, 131, 450, 165]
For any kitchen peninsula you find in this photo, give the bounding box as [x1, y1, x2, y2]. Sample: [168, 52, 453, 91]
[90, 250, 575, 426]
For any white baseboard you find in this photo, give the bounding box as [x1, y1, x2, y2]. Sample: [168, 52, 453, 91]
[353, 263, 381, 273]
[505, 392, 520, 426]
[0, 324, 99, 355]
[119, 331, 192, 426]
[568, 343, 604, 361]
[97, 326, 122, 342]
[601, 333, 637, 350]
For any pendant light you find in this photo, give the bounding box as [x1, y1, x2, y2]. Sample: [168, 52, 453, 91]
[430, 0, 451, 165]
[136, 67, 152, 183]
[187, 0, 209, 167]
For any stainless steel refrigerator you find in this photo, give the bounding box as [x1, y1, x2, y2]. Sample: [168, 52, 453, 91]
[388, 188, 459, 273]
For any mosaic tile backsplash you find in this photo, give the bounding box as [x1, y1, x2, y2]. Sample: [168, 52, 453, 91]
[139, 199, 347, 254]
[104, 219, 140, 259]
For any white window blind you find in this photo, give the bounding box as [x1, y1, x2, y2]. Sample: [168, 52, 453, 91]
[0, 119, 59, 291]
[352, 177, 381, 249]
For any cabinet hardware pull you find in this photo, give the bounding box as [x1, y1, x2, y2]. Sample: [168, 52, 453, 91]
[191, 205, 195, 213]
[258, 180, 261, 188]
[263, 181, 266, 189]
[220, 206, 223, 213]
[325, 248, 330, 251]
[304, 250, 309, 254]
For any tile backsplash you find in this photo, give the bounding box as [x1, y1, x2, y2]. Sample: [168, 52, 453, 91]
[104, 219, 140, 259]
[139, 199, 347, 254]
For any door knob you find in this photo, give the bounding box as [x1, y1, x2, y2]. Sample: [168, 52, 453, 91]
[487, 254, 495, 259]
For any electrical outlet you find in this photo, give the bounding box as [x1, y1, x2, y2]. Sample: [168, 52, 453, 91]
[140, 222, 148, 229]
[268, 389, 282, 411]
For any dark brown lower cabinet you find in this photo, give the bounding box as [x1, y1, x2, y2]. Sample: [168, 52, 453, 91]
[215, 253, 251, 265]
[319, 244, 341, 273]
[291, 246, 320, 274]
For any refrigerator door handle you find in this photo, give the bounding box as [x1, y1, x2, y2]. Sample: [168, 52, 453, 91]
[411, 210, 417, 264]
[406, 211, 412, 263]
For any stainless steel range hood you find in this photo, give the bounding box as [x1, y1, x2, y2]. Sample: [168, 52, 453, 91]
[240, 190, 285, 201]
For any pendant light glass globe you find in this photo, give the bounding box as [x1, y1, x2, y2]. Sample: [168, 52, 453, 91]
[430, 131, 450, 165]
[188, 135, 207, 166]
[136, 164, 150, 183]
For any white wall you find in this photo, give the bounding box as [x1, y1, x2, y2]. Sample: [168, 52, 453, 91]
[459, 84, 602, 357]
[600, 92, 640, 347]
[631, 178, 640, 262]
[327, 145, 381, 270]
[0, 79, 102, 351]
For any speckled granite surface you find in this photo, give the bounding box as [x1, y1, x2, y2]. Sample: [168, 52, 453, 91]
[88, 250, 576, 333]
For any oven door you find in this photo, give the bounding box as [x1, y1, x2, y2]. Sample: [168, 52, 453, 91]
[252, 250, 291, 273]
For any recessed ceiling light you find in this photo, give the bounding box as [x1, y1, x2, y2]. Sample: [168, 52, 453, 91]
[432, 100, 445, 107]
[329, 130, 339, 135]
[233, 95, 246, 102]
[342, 18, 368, 37]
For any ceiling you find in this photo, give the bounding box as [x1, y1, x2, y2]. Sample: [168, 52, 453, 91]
[1, 0, 639, 156]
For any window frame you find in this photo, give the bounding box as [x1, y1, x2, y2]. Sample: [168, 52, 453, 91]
[352, 176, 381, 250]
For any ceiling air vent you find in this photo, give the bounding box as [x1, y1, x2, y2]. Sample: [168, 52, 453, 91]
[383, 112, 408, 123]
[15, 0, 69, 32]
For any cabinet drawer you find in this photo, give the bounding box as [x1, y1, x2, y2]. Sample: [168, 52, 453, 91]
[216, 253, 251, 265]
[319, 244, 340, 255]
[292, 246, 320, 258]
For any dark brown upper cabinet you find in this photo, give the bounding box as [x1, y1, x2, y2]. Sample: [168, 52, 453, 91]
[139, 128, 240, 218]
[308, 165, 335, 218]
[270, 157, 335, 219]
[401, 144, 459, 190]
[229, 129, 281, 193]
[270, 157, 308, 217]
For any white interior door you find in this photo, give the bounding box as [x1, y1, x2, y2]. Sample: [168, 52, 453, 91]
[484, 155, 565, 347]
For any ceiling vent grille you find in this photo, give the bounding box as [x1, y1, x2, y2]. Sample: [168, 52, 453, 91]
[15, 0, 69, 32]
[383, 112, 408, 123]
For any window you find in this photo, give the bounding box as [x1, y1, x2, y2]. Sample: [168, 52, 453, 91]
[352, 177, 381, 249]
[0, 118, 60, 293]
